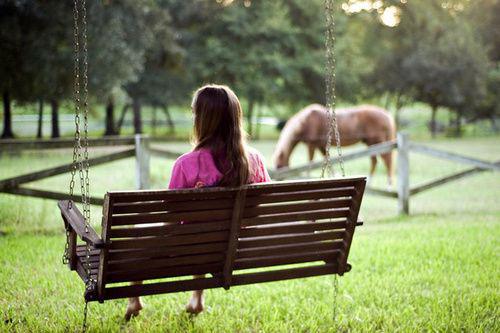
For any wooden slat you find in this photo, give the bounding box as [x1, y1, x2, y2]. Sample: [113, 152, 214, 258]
[109, 231, 229, 250]
[409, 160, 500, 195]
[107, 242, 228, 261]
[107, 177, 363, 204]
[76, 246, 100, 256]
[109, 220, 229, 238]
[104, 277, 222, 300]
[110, 209, 233, 226]
[242, 208, 350, 227]
[106, 263, 223, 284]
[337, 180, 366, 274]
[3, 187, 105, 206]
[234, 250, 341, 270]
[109, 188, 237, 203]
[238, 231, 346, 249]
[112, 198, 235, 214]
[237, 240, 343, 259]
[222, 189, 246, 289]
[270, 141, 396, 179]
[239, 220, 347, 238]
[245, 188, 356, 206]
[0, 149, 135, 191]
[410, 142, 500, 171]
[75, 260, 98, 283]
[78, 255, 101, 264]
[58, 200, 104, 247]
[243, 198, 352, 217]
[98, 194, 112, 302]
[107, 252, 225, 273]
[0, 136, 136, 151]
[232, 264, 340, 286]
[245, 180, 359, 196]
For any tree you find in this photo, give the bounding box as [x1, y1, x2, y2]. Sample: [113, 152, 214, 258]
[123, 2, 181, 135]
[370, 0, 489, 137]
[0, 1, 41, 138]
[88, 0, 160, 136]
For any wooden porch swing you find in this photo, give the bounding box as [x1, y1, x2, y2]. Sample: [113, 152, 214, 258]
[59, 0, 366, 326]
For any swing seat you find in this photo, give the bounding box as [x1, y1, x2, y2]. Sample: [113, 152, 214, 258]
[59, 177, 365, 303]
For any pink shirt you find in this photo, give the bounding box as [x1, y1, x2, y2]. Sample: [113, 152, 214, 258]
[168, 147, 271, 189]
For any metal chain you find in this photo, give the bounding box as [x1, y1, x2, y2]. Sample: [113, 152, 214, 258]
[322, 0, 345, 178]
[63, 0, 93, 330]
[63, 0, 83, 265]
[332, 275, 339, 322]
[323, 0, 343, 326]
[79, 0, 93, 331]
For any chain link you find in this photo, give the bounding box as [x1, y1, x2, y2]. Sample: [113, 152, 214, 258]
[332, 275, 339, 322]
[322, 0, 345, 178]
[63, 0, 82, 265]
[323, 0, 343, 326]
[63, 0, 93, 330]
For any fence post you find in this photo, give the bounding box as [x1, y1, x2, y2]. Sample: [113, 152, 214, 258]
[135, 134, 150, 190]
[397, 132, 410, 214]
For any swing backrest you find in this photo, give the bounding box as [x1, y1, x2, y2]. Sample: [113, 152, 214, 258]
[95, 177, 366, 302]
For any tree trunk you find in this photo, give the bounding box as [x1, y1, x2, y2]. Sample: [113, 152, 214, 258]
[104, 96, 117, 136]
[116, 104, 130, 134]
[246, 99, 255, 137]
[152, 106, 157, 136]
[430, 104, 438, 138]
[1, 90, 14, 139]
[132, 98, 142, 134]
[395, 92, 403, 129]
[454, 110, 463, 137]
[384, 93, 391, 110]
[163, 104, 174, 134]
[36, 99, 44, 139]
[255, 103, 261, 140]
[50, 99, 60, 138]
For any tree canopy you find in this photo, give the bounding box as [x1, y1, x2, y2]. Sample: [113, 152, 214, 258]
[0, 0, 498, 138]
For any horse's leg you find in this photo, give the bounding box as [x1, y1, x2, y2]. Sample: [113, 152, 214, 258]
[307, 144, 315, 177]
[125, 281, 144, 321]
[381, 151, 393, 189]
[368, 155, 377, 185]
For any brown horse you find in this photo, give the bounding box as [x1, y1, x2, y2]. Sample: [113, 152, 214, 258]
[273, 104, 396, 186]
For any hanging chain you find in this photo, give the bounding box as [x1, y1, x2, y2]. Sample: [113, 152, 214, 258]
[63, 0, 83, 265]
[63, 0, 93, 330]
[322, 0, 345, 178]
[323, 0, 343, 325]
[80, 0, 93, 331]
[332, 275, 339, 322]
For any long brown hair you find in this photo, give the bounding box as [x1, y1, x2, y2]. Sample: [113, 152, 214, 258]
[191, 84, 249, 186]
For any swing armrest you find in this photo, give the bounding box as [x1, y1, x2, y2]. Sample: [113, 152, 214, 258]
[58, 200, 106, 249]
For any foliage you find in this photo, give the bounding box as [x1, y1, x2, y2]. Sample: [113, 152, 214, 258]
[0, 0, 498, 138]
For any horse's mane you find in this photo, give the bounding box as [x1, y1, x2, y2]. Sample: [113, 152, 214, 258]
[273, 113, 301, 162]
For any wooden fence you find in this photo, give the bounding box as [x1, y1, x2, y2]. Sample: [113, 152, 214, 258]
[0, 135, 180, 206]
[1, 133, 498, 215]
[269, 132, 499, 214]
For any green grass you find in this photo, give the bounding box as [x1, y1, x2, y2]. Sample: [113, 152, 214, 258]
[1, 137, 499, 332]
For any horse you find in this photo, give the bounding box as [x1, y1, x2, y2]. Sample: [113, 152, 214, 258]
[273, 104, 396, 186]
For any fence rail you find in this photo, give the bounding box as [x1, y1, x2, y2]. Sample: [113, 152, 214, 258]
[0, 133, 497, 215]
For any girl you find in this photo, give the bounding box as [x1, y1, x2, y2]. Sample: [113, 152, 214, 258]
[125, 84, 271, 319]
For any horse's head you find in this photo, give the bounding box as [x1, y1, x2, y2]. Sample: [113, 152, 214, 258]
[274, 150, 289, 169]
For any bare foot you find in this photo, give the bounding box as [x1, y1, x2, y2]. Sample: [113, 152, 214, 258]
[185, 291, 204, 315]
[125, 297, 143, 321]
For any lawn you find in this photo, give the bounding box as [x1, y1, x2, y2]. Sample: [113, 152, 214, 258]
[0, 137, 499, 332]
